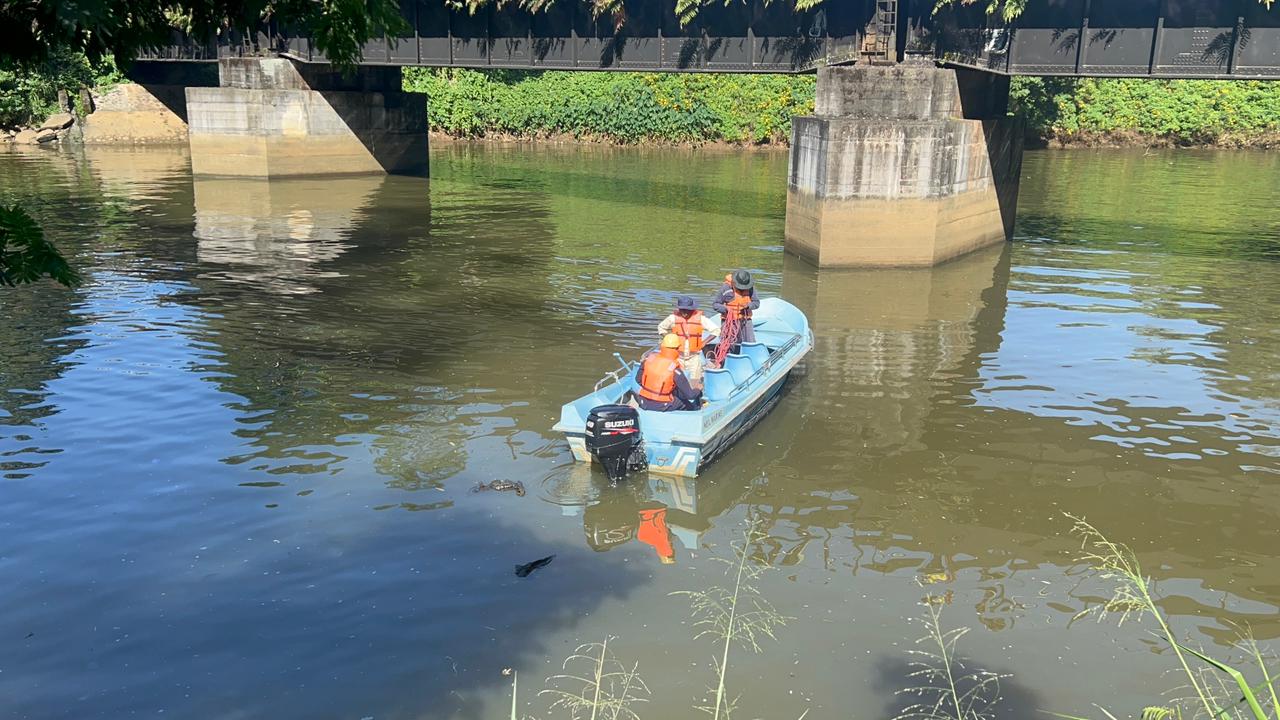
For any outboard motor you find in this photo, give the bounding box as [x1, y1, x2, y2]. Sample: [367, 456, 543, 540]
[584, 404, 646, 483]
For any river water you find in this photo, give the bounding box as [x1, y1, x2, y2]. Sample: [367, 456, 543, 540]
[1, 144, 1278, 720]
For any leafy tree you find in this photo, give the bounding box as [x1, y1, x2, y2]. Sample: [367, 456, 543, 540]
[0, 206, 80, 287]
[0, 1, 409, 69]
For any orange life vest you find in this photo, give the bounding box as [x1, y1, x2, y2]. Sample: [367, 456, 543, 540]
[726, 291, 753, 320]
[672, 312, 704, 354]
[638, 353, 679, 403]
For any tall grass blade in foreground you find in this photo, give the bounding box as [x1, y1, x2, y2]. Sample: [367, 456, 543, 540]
[1175, 644, 1270, 720]
[539, 637, 649, 720]
[1237, 630, 1280, 719]
[1066, 514, 1280, 720]
[896, 596, 1008, 720]
[511, 669, 519, 720]
[1067, 513, 1219, 718]
[673, 514, 789, 720]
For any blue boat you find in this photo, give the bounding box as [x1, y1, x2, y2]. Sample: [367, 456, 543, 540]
[554, 297, 813, 478]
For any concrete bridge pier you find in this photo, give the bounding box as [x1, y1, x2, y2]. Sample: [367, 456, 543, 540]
[186, 58, 428, 177]
[785, 65, 1023, 267]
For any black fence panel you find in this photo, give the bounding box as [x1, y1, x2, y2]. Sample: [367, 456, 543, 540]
[136, 0, 1280, 78]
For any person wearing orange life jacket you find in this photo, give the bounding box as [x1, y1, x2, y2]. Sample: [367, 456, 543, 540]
[657, 296, 718, 389]
[633, 333, 703, 412]
[712, 269, 760, 346]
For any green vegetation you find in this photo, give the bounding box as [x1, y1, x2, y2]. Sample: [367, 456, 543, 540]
[407, 68, 1280, 148]
[672, 516, 787, 720]
[896, 597, 1007, 720]
[0, 50, 123, 128]
[1064, 514, 1280, 720]
[0, 205, 80, 287]
[1, 1, 406, 70]
[505, 513, 795, 720]
[404, 68, 813, 144]
[1011, 77, 1280, 146]
[539, 638, 649, 720]
[932, 0, 1034, 22]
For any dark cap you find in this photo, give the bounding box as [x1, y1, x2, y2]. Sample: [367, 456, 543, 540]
[732, 269, 754, 291]
[676, 296, 697, 311]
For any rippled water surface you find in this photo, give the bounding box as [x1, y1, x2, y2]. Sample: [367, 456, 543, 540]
[1, 144, 1278, 719]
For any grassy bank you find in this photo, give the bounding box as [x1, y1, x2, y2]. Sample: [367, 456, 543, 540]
[407, 68, 1280, 148]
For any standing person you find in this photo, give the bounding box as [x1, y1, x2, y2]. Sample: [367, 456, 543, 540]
[634, 334, 703, 412]
[657, 296, 716, 389]
[713, 269, 760, 346]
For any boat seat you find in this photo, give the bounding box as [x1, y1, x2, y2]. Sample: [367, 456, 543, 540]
[703, 368, 735, 402]
[723, 354, 754, 385]
[739, 342, 770, 370]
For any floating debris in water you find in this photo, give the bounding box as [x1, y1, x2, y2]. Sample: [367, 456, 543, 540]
[514, 555, 555, 577]
[473, 480, 526, 496]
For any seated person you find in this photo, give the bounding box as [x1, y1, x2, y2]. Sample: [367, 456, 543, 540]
[634, 334, 703, 412]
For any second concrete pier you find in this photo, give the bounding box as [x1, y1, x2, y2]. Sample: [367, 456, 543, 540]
[785, 65, 1023, 268]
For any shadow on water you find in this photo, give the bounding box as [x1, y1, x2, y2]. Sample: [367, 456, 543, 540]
[0, 264, 87, 477]
[3, 500, 652, 719]
[873, 654, 1045, 720]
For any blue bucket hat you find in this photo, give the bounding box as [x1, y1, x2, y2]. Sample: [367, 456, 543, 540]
[676, 296, 698, 311]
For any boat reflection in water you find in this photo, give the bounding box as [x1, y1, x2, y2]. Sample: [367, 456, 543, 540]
[539, 463, 760, 563]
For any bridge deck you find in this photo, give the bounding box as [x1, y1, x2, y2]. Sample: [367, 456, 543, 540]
[941, 0, 1280, 80]
[140, 0, 870, 73]
[139, 0, 1280, 79]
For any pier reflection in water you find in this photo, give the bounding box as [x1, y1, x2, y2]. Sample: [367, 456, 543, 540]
[192, 177, 381, 294]
[1, 145, 1278, 720]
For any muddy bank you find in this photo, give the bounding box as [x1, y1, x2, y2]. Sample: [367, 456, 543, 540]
[436, 128, 1280, 151]
[428, 130, 789, 151]
[1032, 129, 1280, 150]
